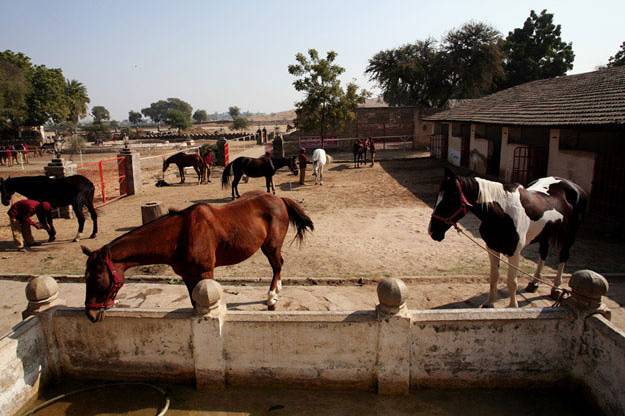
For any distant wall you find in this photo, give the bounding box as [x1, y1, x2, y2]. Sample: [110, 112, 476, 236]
[547, 129, 595, 194]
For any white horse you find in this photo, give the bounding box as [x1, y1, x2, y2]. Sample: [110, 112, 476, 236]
[312, 148, 332, 185]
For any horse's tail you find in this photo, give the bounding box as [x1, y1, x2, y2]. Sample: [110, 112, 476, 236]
[326, 154, 333, 164]
[221, 162, 233, 188]
[281, 197, 314, 245]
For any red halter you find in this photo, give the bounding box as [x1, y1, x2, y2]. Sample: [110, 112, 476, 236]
[431, 179, 473, 225]
[85, 253, 125, 309]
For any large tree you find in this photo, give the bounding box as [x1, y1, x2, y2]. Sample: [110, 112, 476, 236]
[228, 106, 240, 119]
[193, 109, 209, 123]
[142, 98, 192, 130]
[128, 110, 142, 126]
[366, 39, 449, 107]
[607, 42, 625, 67]
[0, 51, 32, 131]
[65, 79, 90, 131]
[91, 105, 110, 125]
[443, 22, 504, 99]
[167, 109, 191, 133]
[26, 65, 69, 126]
[288, 49, 368, 137]
[501, 9, 574, 88]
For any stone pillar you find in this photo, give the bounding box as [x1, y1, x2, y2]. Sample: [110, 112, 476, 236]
[563, 269, 611, 320]
[22, 276, 65, 319]
[118, 149, 142, 196]
[375, 277, 411, 395]
[44, 158, 76, 218]
[191, 280, 226, 390]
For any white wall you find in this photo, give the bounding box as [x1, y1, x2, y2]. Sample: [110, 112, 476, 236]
[448, 136, 462, 166]
[547, 129, 596, 193]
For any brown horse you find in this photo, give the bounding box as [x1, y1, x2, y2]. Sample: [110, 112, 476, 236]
[162, 152, 205, 184]
[81, 191, 314, 322]
[353, 139, 366, 167]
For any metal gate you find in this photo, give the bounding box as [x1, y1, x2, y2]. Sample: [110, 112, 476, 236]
[511, 145, 548, 185]
[430, 134, 448, 160]
[77, 156, 128, 207]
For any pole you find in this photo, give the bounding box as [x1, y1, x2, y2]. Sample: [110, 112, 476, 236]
[99, 160, 106, 204]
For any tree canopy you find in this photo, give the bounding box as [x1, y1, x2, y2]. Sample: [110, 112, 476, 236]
[193, 109, 209, 123]
[128, 110, 142, 125]
[141, 98, 193, 129]
[26, 65, 69, 126]
[607, 42, 625, 67]
[167, 109, 192, 132]
[91, 106, 110, 124]
[228, 106, 240, 119]
[501, 9, 574, 88]
[288, 49, 368, 136]
[232, 116, 249, 130]
[65, 80, 89, 129]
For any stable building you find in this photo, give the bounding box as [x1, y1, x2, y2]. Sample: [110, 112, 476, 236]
[425, 65, 625, 224]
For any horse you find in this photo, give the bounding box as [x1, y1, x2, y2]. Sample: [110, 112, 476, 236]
[80, 191, 314, 322]
[311, 148, 333, 185]
[0, 175, 98, 241]
[428, 168, 587, 308]
[162, 152, 205, 184]
[353, 140, 366, 167]
[221, 155, 298, 199]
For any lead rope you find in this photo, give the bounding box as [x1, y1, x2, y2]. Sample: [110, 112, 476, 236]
[451, 223, 570, 307]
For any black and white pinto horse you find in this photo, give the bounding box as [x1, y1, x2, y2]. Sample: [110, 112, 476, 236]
[429, 168, 587, 308]
[222, 155, 298, 199]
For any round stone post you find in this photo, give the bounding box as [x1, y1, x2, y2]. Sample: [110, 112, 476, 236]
[565, 269, 610, 320]
[22, 276, 65, 319]
[192, 280, 224, 316]
[377, 277, 408, 316]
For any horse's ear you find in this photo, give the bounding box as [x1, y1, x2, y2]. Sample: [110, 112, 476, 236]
[444, 167, 455, 180]
[80, 245, 93, 256]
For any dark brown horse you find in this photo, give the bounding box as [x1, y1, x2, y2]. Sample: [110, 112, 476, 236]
[221, 155, 298, 199]
[162, 152, 205, 184]
[81, 191, 314, 322]
[353, 139, 366, 167]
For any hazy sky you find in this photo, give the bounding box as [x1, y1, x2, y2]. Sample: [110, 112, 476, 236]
[1, 0, 623, 120]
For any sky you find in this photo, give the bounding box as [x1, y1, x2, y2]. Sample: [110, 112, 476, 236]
[1, 0, 623, 121]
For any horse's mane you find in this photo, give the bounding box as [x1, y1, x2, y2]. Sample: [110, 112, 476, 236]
[475, 177, 509, 205]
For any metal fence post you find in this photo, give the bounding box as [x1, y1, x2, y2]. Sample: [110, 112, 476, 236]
[98, 160, 106, 204]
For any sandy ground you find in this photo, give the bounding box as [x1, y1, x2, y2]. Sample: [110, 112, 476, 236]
[1, 144, 624, 334]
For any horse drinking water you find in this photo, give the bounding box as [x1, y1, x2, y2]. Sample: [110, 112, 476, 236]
[311, 148, 333, 185]
[428, 168, 586, 308]
[162, 152, 205, 184]
[221, 155, 298, 199]
[81, 191, 314, 322]
[1, 175, 98, 241]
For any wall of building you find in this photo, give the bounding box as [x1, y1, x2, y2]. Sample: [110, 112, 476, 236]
[0, 317, 50, 416]
[414, 112, 434, 148]
[356, 107, 416, 138]
[469, 125, 489, 176]
[547, 129, 596, 193]
[447, 136, 462, 166]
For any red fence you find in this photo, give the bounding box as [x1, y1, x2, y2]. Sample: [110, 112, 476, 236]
[76, 156, 128, 207]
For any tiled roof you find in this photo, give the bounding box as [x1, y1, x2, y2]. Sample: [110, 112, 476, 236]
[424, 66, 625, 126]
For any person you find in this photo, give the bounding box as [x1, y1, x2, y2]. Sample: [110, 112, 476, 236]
[368, 137, 376, 166]
[202, 149, 215, 183]
[262, 127, 267, 144]
[22, 143, 29, 164]
[8, 199, 53, 251]
[4, 145, 13, 167]
[298, 148, 309, 185]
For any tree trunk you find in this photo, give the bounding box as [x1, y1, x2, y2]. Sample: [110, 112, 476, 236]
[141, 201, 164, 224]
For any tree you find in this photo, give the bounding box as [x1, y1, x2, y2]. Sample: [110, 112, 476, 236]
[443, 22, 504, 99]
[128, 110, 142, 126]
[608, 42, 625, 67]
[166, 109, 191, 133]
[501, 10, 574, 88]
[366, 39, 449, 107]
[228, 106, 240, 119]
[141, 98, 192, 130]
[91, 106, 110, 125]
[0, 51, 32, 132]
[288, 49, 368, 137]
[26, 65, 69, 126]
[193, 109, 209, 123]
[109, 120, 120, 131]
[232, 116, 249, 130]
[65, 79, 89, 133]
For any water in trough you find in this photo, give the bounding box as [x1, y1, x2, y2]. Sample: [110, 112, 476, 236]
[21, 380, 602, 416]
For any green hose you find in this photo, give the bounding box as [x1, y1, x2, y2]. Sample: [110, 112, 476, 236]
[20, 382, 170, 416]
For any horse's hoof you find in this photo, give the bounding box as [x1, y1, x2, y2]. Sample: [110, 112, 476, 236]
[550, 287, 564, 300]
[481, 303, 494, 309]
[268, 304, 276, 311]
[73, 238, 80, 243]
[89, 234, 97, 239]
[525, 281, 540, 293]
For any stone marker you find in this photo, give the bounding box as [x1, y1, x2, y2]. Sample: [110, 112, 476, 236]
[377, 277, 408, 315]
[141, 201, 164, 224]
[22, 276, 64, 319]
[192, 280, 223, 315]
[565, 269, 611, 320]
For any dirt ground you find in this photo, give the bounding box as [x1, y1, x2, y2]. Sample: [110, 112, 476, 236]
[1, 144, 624, 334]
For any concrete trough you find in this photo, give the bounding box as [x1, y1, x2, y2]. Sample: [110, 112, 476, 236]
[1, 275, 624, 415]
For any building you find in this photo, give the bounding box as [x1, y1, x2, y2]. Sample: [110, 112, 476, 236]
[425, 65, 625, 223]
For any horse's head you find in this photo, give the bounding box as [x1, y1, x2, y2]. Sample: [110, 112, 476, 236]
[81, 245, 125, 323]
[289, 156, 298, 176]
[429, 168, 472, 242]
[0, 177, 12, 206]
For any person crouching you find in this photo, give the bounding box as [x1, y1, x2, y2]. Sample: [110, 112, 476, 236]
[8, 200, 53, 251]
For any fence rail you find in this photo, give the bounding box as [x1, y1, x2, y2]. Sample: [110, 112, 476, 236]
[76, 156, 128, 207]
[286, 135, 415, 153]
